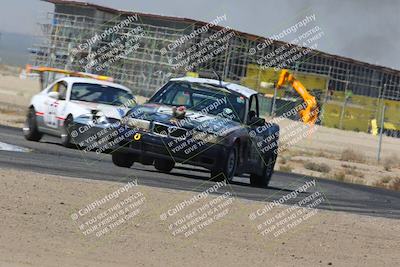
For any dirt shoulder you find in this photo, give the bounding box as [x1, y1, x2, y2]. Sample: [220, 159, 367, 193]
[0, 72, 38, 128]
[0, 168, 398, 266]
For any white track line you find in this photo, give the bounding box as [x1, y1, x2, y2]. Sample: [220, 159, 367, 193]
[0, 141, 30, 152]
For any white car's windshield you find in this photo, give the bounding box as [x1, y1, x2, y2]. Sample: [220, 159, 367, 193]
[70, 83, 135, 107]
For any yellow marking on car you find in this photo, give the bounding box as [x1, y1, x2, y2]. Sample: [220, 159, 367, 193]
[134, 133, 142, 140]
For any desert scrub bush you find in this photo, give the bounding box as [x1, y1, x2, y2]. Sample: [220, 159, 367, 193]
[380, 176, 392, 184]
[373, 176, 392, 189]
[314, 150, 330, 158]
[340, 148, 365, 163]
[389, 178, 400, 191]
[278, 156, 287, 165]
[382, 154, 399, 171]
[341, 164, 364, 178]
[332, 171, 346, 182]
[304, 161, 331, 173]
[279, 164, 293, 173]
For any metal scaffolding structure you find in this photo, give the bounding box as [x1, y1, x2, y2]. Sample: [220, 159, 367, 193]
[31, 11, 189, 95]
[31, 9, 400, 100]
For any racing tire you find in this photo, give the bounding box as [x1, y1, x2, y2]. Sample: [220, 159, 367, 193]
[250, 152, 277, 187]
[23, 108, 43, 142]
[210, 145, 238, 183]
[61, 115, 74, 148]
[112, 151, 135, 168]
[154, 159, 175, 173]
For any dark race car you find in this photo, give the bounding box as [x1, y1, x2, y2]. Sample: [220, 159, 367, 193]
[112, 76, 280, 187]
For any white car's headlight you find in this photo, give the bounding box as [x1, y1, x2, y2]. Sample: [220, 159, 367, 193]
[97, 114, 109, 124]
[125, 118, 150, 131]
[87, 111, 109, 125]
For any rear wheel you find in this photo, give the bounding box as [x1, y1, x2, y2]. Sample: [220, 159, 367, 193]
[23, 108, 43, 141]
[112, 151, 135, 168]
[154, 159, 175, 173]
[211, 146, 238, 182]
[250, 153, 277, 187]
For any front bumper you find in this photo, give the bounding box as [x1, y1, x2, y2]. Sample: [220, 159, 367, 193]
[69, 118, 228, 170]
[68, 118, 132, 153]
[117, 129, 228, 171]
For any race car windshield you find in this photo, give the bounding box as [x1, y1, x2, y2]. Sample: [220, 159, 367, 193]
[70, 83, 135, 107]
[150, 81, 246, 122]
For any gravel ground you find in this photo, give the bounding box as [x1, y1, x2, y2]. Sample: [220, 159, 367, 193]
[0, 168, 399, 266]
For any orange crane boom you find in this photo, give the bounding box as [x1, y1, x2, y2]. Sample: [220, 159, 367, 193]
[25, 64, 114, 90]
[25, 65, 114, 82]
[276, 69, 319, 125]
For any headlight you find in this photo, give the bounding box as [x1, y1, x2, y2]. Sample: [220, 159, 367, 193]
[96, 114, 109, 124]
[87, 111, 109, 125]
[125, 118, 150, 131]
[192, 131, 221, 144]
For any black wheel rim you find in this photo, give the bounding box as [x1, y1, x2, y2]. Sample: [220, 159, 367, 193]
[226, 149, 237, 181]
[265, 157, 274, 177]
[27, 110, 35, 130]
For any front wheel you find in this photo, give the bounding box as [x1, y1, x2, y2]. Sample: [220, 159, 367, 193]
[154, 159, 175, 173]
[112, 151, 135, 168]
[23, 108, 43, 141]
[61, 115, 74, 148]
[250, 153, 277, 187]
[211, 146, 238, 182]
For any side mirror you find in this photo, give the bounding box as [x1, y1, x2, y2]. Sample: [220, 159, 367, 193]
[48, 91, 60, 100]
[249, 116, 265, 126]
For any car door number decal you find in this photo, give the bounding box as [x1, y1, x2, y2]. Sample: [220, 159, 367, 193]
[45, 101, 59, 128]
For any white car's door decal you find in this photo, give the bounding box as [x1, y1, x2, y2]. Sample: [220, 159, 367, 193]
[44, 99, 59, 128]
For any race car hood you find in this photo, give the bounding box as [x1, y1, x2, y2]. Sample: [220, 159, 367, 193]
[70, 100, 128, 119]
[126, 103, 242, 135]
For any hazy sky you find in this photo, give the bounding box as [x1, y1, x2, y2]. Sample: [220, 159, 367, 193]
[1, 0, 400, 69]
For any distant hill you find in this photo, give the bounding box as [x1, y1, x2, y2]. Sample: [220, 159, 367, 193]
[0, 32, 35, 67]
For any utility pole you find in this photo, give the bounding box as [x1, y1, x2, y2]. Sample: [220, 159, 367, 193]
[271, 85, 278, 117]
[339, 81, 349, 129]
[377, 104, 386, 162]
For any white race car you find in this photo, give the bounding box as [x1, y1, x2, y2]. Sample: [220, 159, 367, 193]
[23, 77, 136, 148]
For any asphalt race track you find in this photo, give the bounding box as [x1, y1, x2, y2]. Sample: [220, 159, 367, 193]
[0, 125, 399, 219]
